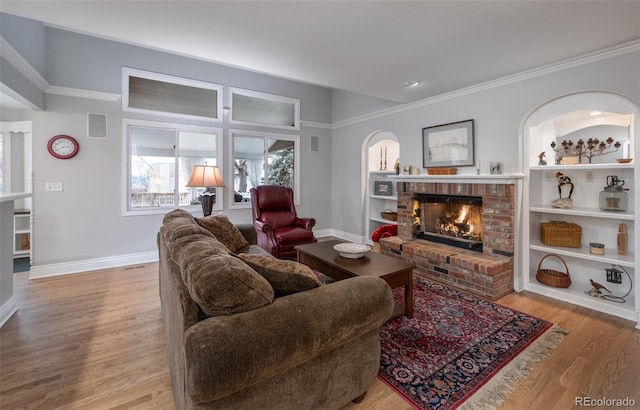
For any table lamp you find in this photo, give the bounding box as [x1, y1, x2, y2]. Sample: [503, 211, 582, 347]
[186, 165, 225, 216]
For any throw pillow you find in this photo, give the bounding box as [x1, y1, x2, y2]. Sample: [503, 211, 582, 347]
[196, 212, 250, 253]
[238, 253, 324, 297]
[179, 241, 274, 316]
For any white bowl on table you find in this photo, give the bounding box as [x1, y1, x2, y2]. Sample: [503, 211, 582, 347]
[333, 243, 371, 259]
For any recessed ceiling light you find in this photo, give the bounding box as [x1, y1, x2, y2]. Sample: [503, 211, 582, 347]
[404, 81, 422, 88]
[589, 111, 602, 116]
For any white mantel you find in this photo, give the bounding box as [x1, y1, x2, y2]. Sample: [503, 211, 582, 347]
[388, 173, 524, 184]
[1, 192, 33, 328]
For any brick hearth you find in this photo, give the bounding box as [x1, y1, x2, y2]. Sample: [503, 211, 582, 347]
[379, 181, 515, 300]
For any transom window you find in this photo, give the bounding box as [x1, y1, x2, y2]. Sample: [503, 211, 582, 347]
[230, 87, 300, 130]
[124, 119, 223, 215]
[231, 129, 300, 207]
[122, 67, 223, 121]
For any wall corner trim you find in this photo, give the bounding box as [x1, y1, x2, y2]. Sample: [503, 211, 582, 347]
[47, 85, 122, 102]
[0, 297, 17, 329]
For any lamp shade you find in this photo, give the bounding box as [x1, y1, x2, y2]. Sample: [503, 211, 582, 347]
[186, 165, 225, 188]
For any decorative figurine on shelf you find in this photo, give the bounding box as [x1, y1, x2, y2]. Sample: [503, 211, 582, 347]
[589, 278, 610, 294]
[551, 172, 574, 209]
[618, 223, 628, 256]
[393, 158, 400, 175]
[550, 137, 621, 164]
[587, 266, 632, 303]
[20, 234, 30, 251]
[538, 151, 547, 165]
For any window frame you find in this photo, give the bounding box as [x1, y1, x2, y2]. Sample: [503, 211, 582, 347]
[122, 118, 223, 216]
[229, 87, 300, 130]
[122, 67, 223, 122]
[229, 129, 300, 209]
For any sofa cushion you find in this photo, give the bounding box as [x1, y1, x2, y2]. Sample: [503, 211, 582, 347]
[196, 212, 250, 252]
[238, 253, 324, 297]
[163, 210, 274, 316]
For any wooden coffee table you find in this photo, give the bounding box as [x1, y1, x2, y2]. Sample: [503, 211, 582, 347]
[295, 240, 415, 318]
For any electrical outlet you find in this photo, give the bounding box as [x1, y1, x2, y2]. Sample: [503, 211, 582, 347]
[45, 182, 63, 192]
[585, 171, 594, 182]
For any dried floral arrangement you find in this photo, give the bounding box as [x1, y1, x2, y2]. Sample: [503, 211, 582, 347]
[551, 137, 621, 164]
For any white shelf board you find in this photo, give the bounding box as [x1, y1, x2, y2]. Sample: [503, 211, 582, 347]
[530, 205, 635, 220]
[530, 242, 635, 268]
[369, 217, 398, 225]
[530, 163, 634, 171]
[388, 173, 523, 184]
[525, 282, 636, 322]
[370, 195, 397, 200]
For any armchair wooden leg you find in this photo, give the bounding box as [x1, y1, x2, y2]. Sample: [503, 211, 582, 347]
[352, 391, 367, 403]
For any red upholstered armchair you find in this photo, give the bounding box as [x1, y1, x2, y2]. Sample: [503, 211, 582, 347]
[250, 185, 317, 259]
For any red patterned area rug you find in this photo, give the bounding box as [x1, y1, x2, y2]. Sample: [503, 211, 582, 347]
[379, 276, 567, 410]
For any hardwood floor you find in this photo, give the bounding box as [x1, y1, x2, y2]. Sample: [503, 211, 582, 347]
[1, 264, 639, 409]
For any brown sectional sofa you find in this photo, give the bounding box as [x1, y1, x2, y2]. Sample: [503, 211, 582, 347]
[158, 209, 394, 409]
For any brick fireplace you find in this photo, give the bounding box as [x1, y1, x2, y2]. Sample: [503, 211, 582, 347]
[379, 180, 516, 300]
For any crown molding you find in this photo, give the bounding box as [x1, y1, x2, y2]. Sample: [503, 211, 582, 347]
[333, 39, 640, 130]
[46, 85, 121, 102]
[301, 120, 331, 129]
[0, 36, 49, 92]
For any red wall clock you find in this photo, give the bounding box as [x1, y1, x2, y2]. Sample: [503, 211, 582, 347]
[47, 135, 80, 159]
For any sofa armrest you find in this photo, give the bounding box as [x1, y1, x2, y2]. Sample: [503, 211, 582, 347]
[183, 276, 394, 404]
[235, 223, 258, 245]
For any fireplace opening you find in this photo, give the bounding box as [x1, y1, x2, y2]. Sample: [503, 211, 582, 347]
[415, 193, 483, 252]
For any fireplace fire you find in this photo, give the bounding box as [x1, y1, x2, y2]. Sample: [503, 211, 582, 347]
[415, 193, 483, 252]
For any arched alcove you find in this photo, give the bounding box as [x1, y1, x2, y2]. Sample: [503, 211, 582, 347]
[520, 91, 639, 328]
[361, 131, 399, 243]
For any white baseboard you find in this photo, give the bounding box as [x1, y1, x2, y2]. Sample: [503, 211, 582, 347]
[317, 228, 367, 244]
[0, 296, 17, 328]
[26, 230, 366, 280]
[29, 251, 159, 279]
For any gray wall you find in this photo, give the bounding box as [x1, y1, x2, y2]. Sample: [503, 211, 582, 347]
[1, 15, 334, 267]
[331, 51, 640, 237]
[0, 13, 46, 109]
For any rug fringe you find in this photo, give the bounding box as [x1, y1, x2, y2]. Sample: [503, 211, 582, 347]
[459, 324, 568, 410]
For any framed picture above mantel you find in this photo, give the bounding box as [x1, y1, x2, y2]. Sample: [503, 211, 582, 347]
[422, 119, 475, 168]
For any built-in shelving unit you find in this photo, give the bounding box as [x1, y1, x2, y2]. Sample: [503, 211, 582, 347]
[522, 92, 638, 328]
[367, 171, 398, 241]
[13, 210, 31, 258]
[365, 136, 399, 244]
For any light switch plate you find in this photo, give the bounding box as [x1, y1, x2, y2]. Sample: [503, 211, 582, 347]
[46, 182, 63, 192]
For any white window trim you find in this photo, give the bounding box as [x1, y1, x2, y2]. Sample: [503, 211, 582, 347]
[229, 87, 300, 130]
[122, 118, 224, 216]
[122, 67, 223, 122]
[229, 128, 300, 209]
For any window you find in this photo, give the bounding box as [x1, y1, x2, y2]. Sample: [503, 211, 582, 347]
[124, 119, 223, 215]
[122, 68, 223, 121]
[231, 129, 300, 207]
[230, 87, 300, 130]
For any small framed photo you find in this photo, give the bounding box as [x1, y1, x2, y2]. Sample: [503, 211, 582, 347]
[374, 181, 393, 196]
[490, 161, 503, 175]
[422, 119, 474, 168]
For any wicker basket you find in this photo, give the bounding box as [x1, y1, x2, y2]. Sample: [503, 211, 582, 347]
[536, 254, 571, 288]
[427, 167, 457, 175]
[540, 221, 582, 248]
[380, 210, 398, 221]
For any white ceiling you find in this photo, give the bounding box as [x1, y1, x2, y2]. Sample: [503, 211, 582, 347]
[1, 1, 639, 108]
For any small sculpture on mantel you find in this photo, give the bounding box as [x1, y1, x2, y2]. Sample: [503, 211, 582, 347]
[551, 172, 574, 209]
[538, 151, 547, 166]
